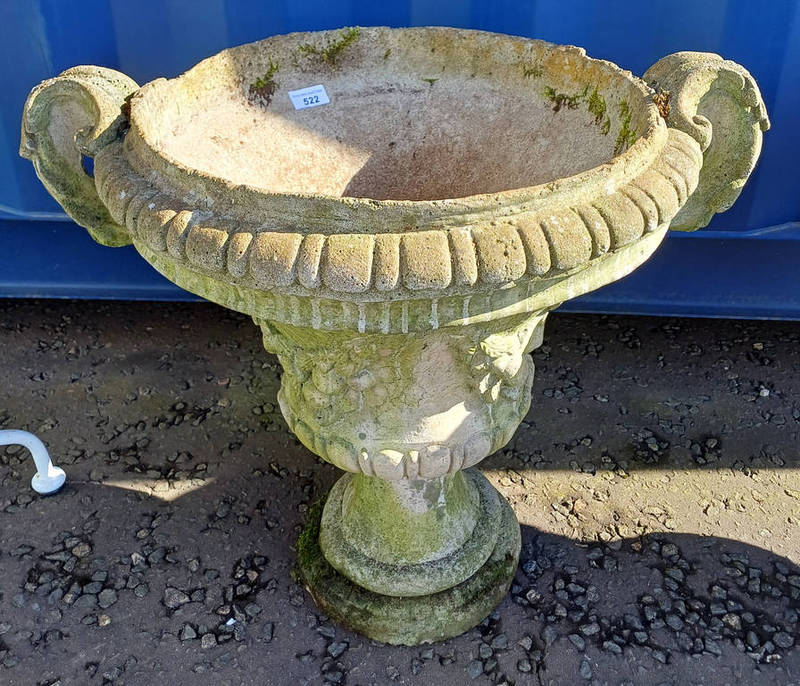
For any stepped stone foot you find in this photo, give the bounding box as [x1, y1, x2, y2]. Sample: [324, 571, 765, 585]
[297, 469, 521, 645]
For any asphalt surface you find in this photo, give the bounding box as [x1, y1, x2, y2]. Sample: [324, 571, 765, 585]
[0, 299, 798, 685]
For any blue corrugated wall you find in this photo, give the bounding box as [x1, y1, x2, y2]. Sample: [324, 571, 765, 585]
[2, 0, 798, 317]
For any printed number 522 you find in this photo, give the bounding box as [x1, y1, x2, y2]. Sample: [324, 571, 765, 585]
[303, 95, 320, 106]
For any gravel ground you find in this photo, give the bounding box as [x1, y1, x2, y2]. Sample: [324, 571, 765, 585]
[0, 299, 798, 686]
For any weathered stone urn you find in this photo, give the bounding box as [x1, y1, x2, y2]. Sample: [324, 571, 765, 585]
[21, 27, 768, 644]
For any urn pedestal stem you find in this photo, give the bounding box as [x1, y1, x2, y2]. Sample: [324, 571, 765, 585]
[320, 470, 510, 598]
[257, 313, 544, 643]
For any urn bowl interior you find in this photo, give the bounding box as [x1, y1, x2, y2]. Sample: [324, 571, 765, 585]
[133, 27, 656, 203]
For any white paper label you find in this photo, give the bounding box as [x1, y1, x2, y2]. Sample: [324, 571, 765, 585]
[288, 84, 330, 110]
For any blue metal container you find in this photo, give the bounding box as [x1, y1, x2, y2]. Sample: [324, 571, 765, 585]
[3, 0, 798, 318]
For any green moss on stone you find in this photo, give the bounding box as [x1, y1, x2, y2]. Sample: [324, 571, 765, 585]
[297, 27, 361, 68]
[587, 87, 611, 135]
[542, 84, 611, 135]
[340, 472, 475, 564]
[614, 100, 637, 155]
[293, 494, 329, 583]
[522, 64, 543, 78]
[248, 59, 280, 105]
[543, 85, 582, 112]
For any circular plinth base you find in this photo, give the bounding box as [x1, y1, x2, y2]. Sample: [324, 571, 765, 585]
[320, 469, 503, 596]
[296, 475, 521, 646]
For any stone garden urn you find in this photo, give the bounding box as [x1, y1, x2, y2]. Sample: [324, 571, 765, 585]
[20, 27, 768, 644]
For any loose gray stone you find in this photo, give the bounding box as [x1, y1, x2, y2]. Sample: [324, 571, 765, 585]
[723, 613, 742, 630]
[164, 587, 190, 609]
[328, 641, 348, 658]
[652, 649, 668, 664]
[317, 625, 336, 639]
[704, 638, 722, 656]
[490, 634, 508, 650]
[71, 542, 91, 558]
[624, 614, 644, 630]
[579, 659, 592, 679]
[661, 544, 679, 558]
[466, 660, 483, 679]
[83, 581, 104, 595]
[244, 602, 262, 617]
[664, 567, 685, 583]
[74, 594, 97, 610]
[98, 589, 117, 609]
[666, 614, 684, 631]
[710, 602, 727, 616]
[568, 634, 586, 650]
[580, 622, 600, 636]
[324, 668, 345, 684]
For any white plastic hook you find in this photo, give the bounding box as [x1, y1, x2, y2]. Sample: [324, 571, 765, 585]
[0, 430, 66, 495]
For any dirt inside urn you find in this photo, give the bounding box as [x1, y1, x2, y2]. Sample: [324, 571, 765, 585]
[147, 28, 643, 201]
